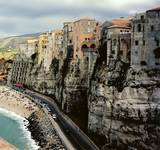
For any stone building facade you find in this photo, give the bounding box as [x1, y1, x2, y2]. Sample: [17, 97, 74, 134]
[53, 30, 63, 59]
[44, 31, 53, 72]
[19, 39, 38, 58]
[63, 22, 74, 60]
[38, 32, 49, 65]
[72, 18, 100, 61]
[27, 39, 38, 58]
[106, 18, 131, 65]
[131, 7, 160, 68]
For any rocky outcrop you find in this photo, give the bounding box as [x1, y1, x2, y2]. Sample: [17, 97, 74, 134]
[0, 58, 12, 81]
[88, 61, 160, 149]
[28, 109, 65, 150]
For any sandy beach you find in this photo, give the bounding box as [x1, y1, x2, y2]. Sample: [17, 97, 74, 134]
[0, 86, 38, 118]
[0, 138, 17, 150]
[0, 85, 65, 150]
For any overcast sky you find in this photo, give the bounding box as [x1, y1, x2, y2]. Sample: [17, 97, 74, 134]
[0, 0, 159, 37]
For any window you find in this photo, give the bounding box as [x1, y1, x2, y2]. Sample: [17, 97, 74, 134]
[143, 40, 145, 46]
[137, 24, 142, 32]
[69, 40, 72, 44]
[111, 50, 115, 54]
[141, 15, 144, 20]
[151, 25, 154, 31]
[143, 26, 145, 32]
[156, 40, 159, 46]
[135, 40, 139, 46]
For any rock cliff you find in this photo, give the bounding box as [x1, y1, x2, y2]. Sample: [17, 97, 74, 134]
[88, 60, 160, 149]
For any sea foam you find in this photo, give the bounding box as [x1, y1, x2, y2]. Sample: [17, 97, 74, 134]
[0, 108, 39, 150]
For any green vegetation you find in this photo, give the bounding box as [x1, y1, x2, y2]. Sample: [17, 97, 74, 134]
[0, 49, 18, 60]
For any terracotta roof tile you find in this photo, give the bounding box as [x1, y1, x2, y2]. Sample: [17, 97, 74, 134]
[108, 18, 131, 29]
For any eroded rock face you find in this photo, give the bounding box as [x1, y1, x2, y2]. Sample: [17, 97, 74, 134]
[88, 61, 160, 149]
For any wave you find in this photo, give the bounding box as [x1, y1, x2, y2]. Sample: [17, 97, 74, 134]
[0, 108, 39, 150]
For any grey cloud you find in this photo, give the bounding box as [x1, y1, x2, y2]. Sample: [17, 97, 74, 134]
[0, 0, 158, 37]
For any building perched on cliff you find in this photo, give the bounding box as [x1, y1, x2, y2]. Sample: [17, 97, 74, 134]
[19, 39, 38, 58]
[27, 39, 38, 58]
[106, 18, 131, 65]
[63, 22, 74, 60]
[37, 32, 49, 65]
[44, 29, 63, 72]
[131, 7, 160, 68]
[72, 18, 100, 61]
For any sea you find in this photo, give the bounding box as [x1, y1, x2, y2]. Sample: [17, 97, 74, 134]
[0, 108, 39, 150]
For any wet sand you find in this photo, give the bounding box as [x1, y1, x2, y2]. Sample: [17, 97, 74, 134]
[0, 138, 17, 150]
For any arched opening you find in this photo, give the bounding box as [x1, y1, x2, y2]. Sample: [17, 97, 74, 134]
[81, 44, 88, 51]
[90, 44, 96, 49]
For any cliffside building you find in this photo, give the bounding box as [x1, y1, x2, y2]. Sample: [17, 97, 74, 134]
[72, 18, 100, 61]
[27, 39, 38, 59]
[63, 22, 74, 60]
[106, 18, 131, 65]
[131, 7, 160, 68]
[37, 32, 49, 65]
[43, 30, 63, 72]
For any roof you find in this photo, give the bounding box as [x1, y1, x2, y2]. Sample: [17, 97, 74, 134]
[108, 25, 131, 29]
[74, 17, 97, 23]
[147, 6, 160, 12]
[108, 18, 131, 29]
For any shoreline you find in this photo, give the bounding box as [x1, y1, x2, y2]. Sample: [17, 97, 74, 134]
[0, 85, 40, 150]
[0, 86, 38, 118]
[0, 107, 39, 150]
[0, 85, 66, 150]
[0, 138, 17, 150]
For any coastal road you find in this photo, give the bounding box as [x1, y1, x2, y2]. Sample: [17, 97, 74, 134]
[43, 107, 76, 150]
[22, 88, 100, 150]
